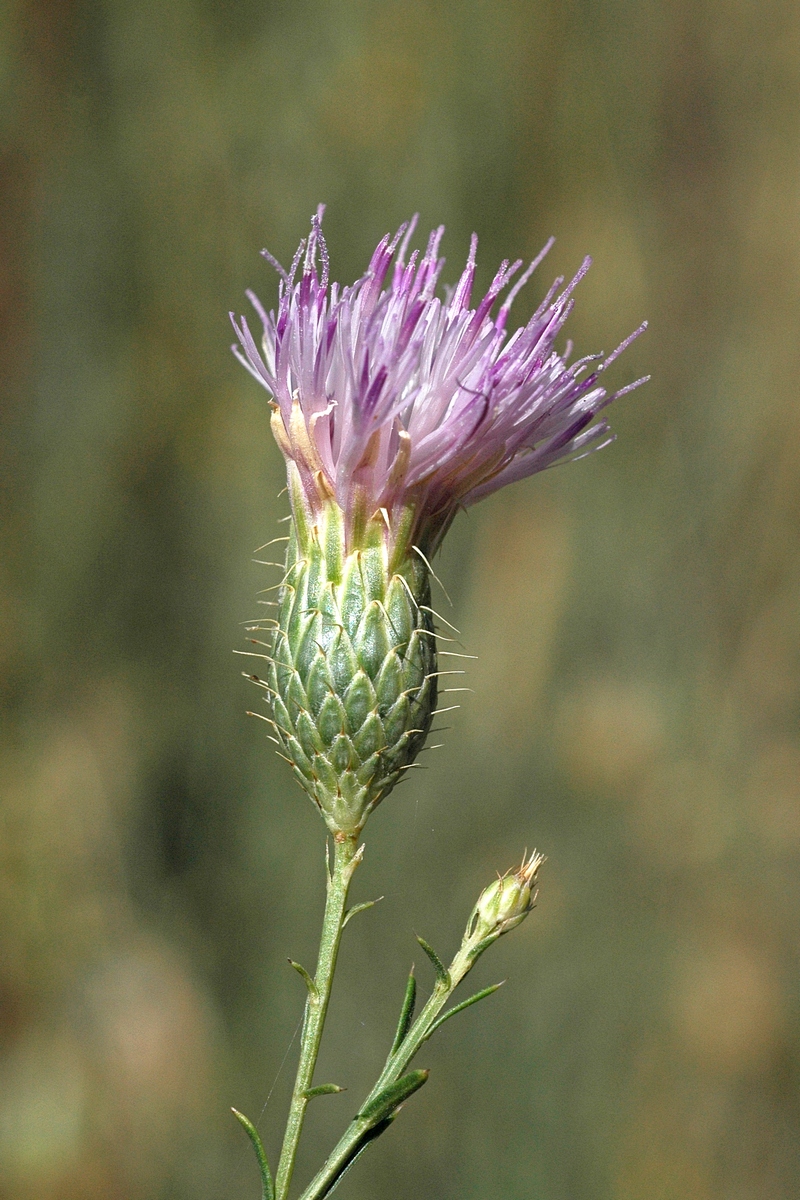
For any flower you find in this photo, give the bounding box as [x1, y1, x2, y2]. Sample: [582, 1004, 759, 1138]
[231, 207, 647, 563]
[232, 212, 647, 836]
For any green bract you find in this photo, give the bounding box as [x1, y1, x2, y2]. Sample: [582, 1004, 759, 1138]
[467, 851, 544, 945]
[265, 499, 438, 836]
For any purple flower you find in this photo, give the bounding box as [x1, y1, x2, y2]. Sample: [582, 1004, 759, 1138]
[232, 208, 647, 557]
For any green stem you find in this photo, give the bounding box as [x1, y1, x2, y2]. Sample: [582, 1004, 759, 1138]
[275, 836, 361, 1200]
[297, 945, 475, 1200]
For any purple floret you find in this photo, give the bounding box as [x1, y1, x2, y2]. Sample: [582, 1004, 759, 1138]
[231, 207, 647, 555]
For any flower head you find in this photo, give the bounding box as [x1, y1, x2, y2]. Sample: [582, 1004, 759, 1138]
[469, 850, 545, 943]
[231, 208, 647, 562]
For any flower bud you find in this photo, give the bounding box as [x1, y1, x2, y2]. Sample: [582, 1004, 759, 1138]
[469, 851, 544, 943]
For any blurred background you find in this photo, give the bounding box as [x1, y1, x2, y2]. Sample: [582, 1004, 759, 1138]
[2, 1, 800, 1197]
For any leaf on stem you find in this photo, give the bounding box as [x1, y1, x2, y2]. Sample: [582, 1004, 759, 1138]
[231, 1108, 275, 1200]
[357, 1069, 430, 1124]
[316, 1117, 395, 1199]
[425, 981, 505, 1039]
[289, 959, 319, 1001]
[468, 933, 501, 962]
[303, 1083, 346, 1099]
[342, 896, 384, 928]
[390, 968, 417, 1056]
[416, 936, 451, 988]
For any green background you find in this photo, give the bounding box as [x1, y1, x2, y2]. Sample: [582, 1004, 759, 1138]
[2, 1, 799, 1197]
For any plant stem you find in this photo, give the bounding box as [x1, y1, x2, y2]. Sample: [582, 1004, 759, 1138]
[297, 945, 474, 1200]
[275, 835, 361, 1200]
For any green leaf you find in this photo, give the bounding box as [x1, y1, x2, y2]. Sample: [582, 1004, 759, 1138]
[357, 1069, 429, 1124]
[468, 932, 501, 961]
[390, 969, 417, 1055]
[289, 959, 319, 1001]
[317, 1117, 395, 1199]
[425, 981, 505, 1039]
[342, 896, 383, 928]
[416, 935, 451, 988]
[303, 1083, 346, 1099]
[231, 1108, 275, 1200]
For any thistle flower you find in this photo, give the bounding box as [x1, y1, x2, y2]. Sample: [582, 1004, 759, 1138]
[232, 211, 646, 836]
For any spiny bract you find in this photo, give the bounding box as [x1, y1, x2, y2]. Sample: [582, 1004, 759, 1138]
[263, 509, 438, 835]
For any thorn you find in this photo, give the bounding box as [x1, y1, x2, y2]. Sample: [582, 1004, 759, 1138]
[438, 651, 478, 660]
[411, 545, 452, 606]
[392, 572, 418, 608]
[253, 536, 290, 552]
[415, 628, 453, 641]
[432, 704, 461, 715]
[419, 605, 461, 635]
[233, 649, 276, 661]
[245, 711, 292, 738]
[243, 672, 279, 696]
[442, 687, 474, 694]
[280, 560, 306, 587]
[252, 560, 286, 568]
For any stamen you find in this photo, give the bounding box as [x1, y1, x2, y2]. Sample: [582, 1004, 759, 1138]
[397, 214, 419, 267]
[497, 237, 555, 328]
[600, 321, 648, 370]
[260, 248, 289, 284]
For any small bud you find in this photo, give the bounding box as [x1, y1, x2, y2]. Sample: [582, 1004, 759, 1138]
[469, 851, 544, 943]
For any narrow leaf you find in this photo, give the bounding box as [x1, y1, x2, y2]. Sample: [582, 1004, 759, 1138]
[390, 968, 416, 1056]
[425, 981, 505, 1039]
[231, 1108, 275, 1200]
[416, 936, 451, 988]
[317, 1118, 395, 1199]
[342, 896, 383, 928]
[357, 1069, 429, 1123]
[289, 959, 319, 1001]
[303, 1083, 346, 1099]
[468, 933, 500, 962]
